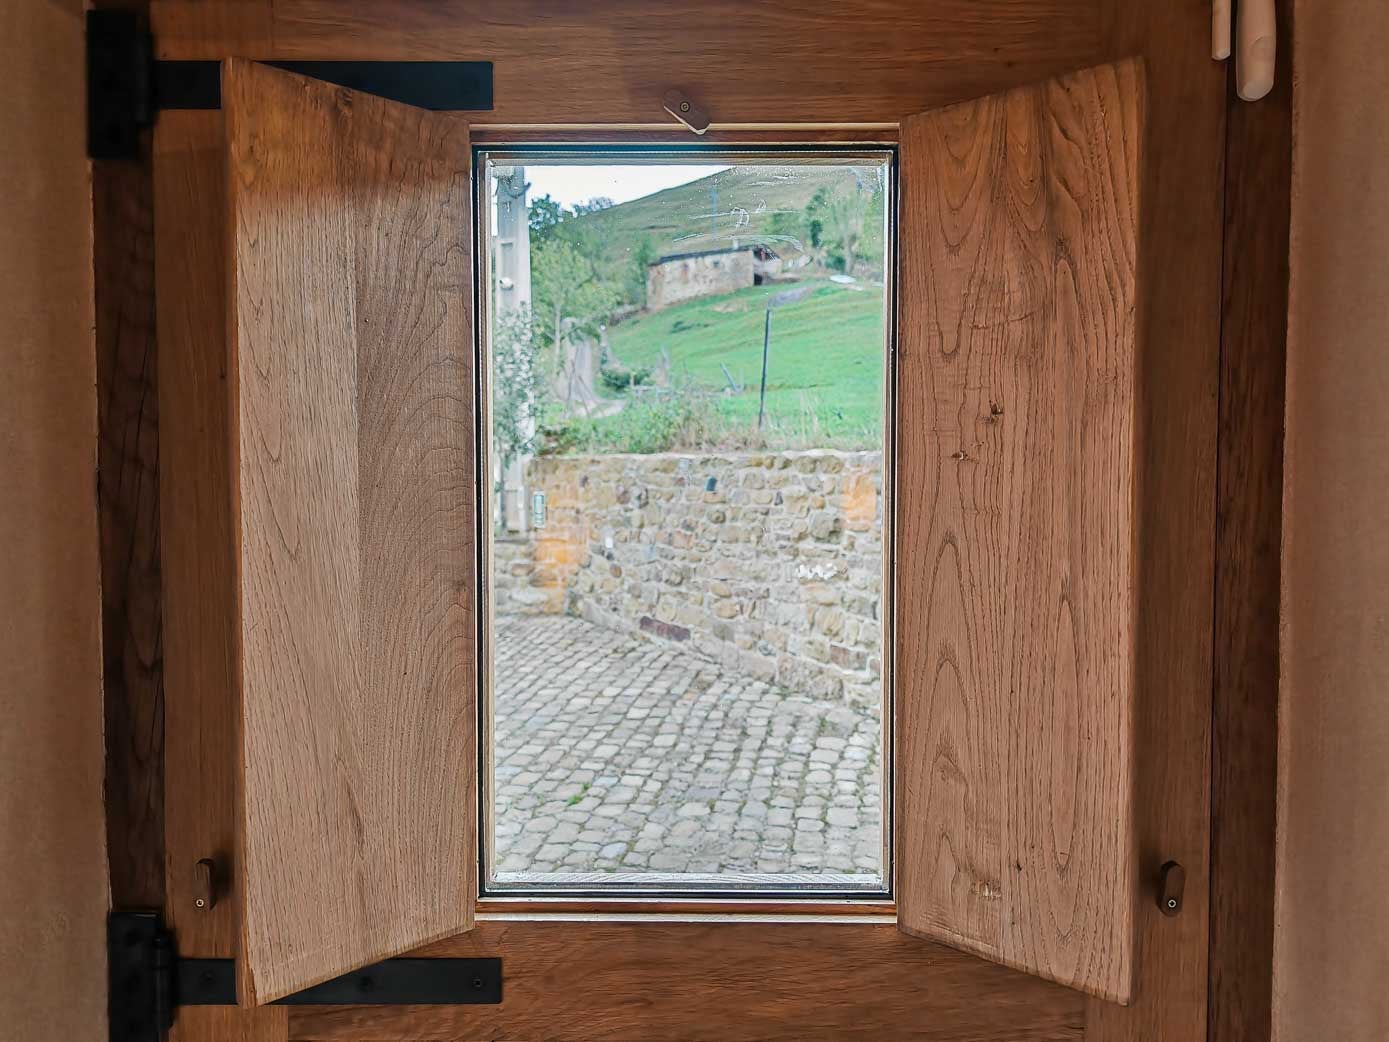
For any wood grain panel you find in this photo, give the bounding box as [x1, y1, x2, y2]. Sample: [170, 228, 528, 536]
[172, 1005, 288, 1042]
[1085, 0, 1228, 1037]
[151, 0, 1104, 126]
[895, 59, 1143, 1004]
[289, 920, 1086, 1041]
[156, 109, 239, 957]
[226, 59, 477, 1003]
[96, 141, 165, 911]
[1208, 3, 1291, 1039]
[159, 0, 274, 53]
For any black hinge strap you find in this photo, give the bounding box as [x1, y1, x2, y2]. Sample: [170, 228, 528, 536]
[87, 10, 493, 159]
[110, 911, 501, 1042]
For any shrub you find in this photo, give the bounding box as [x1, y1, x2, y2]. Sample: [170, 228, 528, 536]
[551, 385, 720, 455]
[599, 364, 653, 392]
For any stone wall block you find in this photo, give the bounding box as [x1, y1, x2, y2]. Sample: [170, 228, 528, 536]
[495, 450, 884, 705]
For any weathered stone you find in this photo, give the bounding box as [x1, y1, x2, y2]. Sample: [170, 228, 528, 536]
[497, 451, 884, 710]
[814, 607, 846, 637]
[809, 511, 843, 541]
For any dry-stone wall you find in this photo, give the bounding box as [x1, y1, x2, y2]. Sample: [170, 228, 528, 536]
[494, 451, 884, 705]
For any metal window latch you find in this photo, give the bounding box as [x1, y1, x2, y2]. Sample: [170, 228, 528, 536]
[662, 89, 711, 135]
[109, 911, 501, 1042]
[1157, 860, 1186, 917]
[86, 10, 494, 160]
[193, 858, 218, 911]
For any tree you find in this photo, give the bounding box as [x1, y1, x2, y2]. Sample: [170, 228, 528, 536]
[804, 188, 829, 253]
[768, 208, 804, 249]
[528, 193, 564, 241]
[571, 196, 615, 216]
[825, 183, 870, 277]
[491, 305, 545, 527]
[531, 238, 619, 371]
[626, 235, 657, 307]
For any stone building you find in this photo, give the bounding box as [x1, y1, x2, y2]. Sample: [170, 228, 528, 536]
[645, 245, 782, 311]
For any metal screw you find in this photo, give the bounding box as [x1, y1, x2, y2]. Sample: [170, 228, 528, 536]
[680, 101, 691, 112]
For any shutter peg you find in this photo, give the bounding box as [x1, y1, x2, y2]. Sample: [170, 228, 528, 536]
[1157, 860, 1186, 917]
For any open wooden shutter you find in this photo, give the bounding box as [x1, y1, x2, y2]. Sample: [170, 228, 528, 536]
[895, 58, 1144, 1004]
[224, 59, 477, 1005]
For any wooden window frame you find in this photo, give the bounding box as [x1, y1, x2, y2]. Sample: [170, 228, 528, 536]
[94, 1, 1276, 1039]
[471, 136, 900, 906]
[152, 86, 1142, 1036]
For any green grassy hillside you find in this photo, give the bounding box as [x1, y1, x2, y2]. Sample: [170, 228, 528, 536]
[594, 279, 887, 449]
[566, 164, 888, 279]
[531, 162, 890, 453]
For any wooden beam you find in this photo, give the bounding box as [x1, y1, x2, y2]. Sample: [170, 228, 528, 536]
[95, 97, 165, 915]
[171, 1006, 287, 1042]
[155, 109, 238, 957]
[1207, 4, 1292, 1040]
[289, 920, 1085, 1041]
[151, 0, 1105, 125]
[1085, 0, 1228, 1038]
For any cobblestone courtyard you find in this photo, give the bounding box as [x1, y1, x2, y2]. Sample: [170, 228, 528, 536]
[492, 614, 883, 881]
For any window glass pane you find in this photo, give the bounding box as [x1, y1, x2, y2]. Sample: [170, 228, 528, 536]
[481, 150, 892, 894]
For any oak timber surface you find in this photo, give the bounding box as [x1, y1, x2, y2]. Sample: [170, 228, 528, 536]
[172, 1006, 288, 1042]
[288, 920, 1085, 1041]
[151, 0, 1104, 125]
[155, 104, 297, 1042]
[1085, 1, 1227, 1038]
[1208, 0, 1292, 1037]
[226, 59, 477, 1003]
[896, 59, 1143, 1004]
[96, 80, 165, 915]
[156, 110, 239, 957]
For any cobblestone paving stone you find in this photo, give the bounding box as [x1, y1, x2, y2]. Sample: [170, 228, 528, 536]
[492, 614, 883, 878]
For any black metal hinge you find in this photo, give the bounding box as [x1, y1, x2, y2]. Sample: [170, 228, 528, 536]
[109, 911, 501, 1042]
[87, 10, 493, 160]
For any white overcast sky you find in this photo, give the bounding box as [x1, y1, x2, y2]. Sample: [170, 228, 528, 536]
[522, 164, 730, 209]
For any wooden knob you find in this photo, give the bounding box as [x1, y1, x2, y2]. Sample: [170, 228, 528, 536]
[1236, 0, 1276, 101]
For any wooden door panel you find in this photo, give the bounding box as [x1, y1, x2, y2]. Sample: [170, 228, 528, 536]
[895, 58, 1144, 1004]
[225, 58, 477, 1004]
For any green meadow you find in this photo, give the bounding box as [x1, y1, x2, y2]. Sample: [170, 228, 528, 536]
[596, 279, 887, 450]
